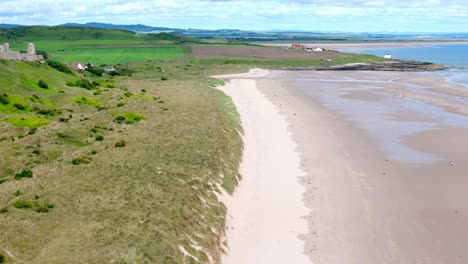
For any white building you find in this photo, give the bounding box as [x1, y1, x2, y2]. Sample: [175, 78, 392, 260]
[312, 47, 324, 52]
[384, 53, 392, 59]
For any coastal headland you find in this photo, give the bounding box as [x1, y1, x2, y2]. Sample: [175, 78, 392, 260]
[216, 69, 468, 263]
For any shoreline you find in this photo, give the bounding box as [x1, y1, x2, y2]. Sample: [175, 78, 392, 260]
[214, 69, 311, 263]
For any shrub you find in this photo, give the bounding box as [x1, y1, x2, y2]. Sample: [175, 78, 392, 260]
[47, 60, 72, 74]
[36, 50, 48, 59]
[0, 207, 7, 214]
[0, 253, 4, 263]
[28, 127, 37, 135]
[13, 103, 26, 110]
[14, 169, 33, 180]
[74, 79, 95, 90]
[95, 135, 104, 141]
[32, 149, 40, 155]
[0, 94, 9, 105]
[116, 102, 125, 107]
[114, 116, 126, 124]
[141, 89, 146, 93]
[86, 67, 104, 77]
[161, 77, 168, 81]
[66, 81, 74, 86]
[13, 200, 34, 209]
[14, 190, 21, 196]
[115, 140, 126, 147]
[72, 157, 90, 165]
[37, 80, 49, 89]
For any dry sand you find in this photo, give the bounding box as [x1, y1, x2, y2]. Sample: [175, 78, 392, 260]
[216, 69, 468, 264]
[214, 69, 311, 264]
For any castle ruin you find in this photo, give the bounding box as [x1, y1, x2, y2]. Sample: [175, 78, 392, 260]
[0, 43, 43, 61]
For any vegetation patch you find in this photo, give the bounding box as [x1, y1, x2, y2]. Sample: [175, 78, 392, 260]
[5, 115, 50, 128]
[14, 169, 33, 180]
[56, 132, 90, 147]
[46, 60, 73, 74]
[0, 95, 31, 113]
[72, 156, 91, 165]
[37, 80, 49, 89]
[113, 112, 145, 124]
[13, 199, 54, 213]
[72, 96, 102, 107]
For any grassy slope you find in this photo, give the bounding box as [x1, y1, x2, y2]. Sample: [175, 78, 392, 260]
[0, 59, 245, 263]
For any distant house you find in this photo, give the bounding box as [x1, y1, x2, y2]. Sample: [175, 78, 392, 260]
[104, 65, 116, 72]
[71, 62, 87, 71]
[312, 47, 324, 52]
[384, 53, 392, 59]
[290, 43, 306, 49]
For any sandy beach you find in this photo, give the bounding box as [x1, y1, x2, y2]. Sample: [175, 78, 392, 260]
[216, 69, 468, 263]
[215, 69, 311, 263]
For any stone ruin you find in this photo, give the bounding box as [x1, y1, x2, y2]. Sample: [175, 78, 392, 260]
[0, 42, 43, 61]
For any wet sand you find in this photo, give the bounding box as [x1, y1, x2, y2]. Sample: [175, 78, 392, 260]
[216, 69, 468, 263]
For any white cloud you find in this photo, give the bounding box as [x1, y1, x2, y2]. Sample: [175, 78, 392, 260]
[0, 0, 467, 32]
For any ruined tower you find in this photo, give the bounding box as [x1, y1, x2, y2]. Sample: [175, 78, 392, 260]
[27, 43, 36, 55]
[4, 43, 9, 53]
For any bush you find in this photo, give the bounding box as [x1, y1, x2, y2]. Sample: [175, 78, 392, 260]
[13, 103, 26, 110]
[116, 102, 125, 107]
[66, 81, 74, 86]
[0, 94, 9, 105]
[0, 253, 4, 263]
[47, 60, 72, 74]
[36, 50, 49, 59]
[161, 77, 168, 81]
[72, 157, 90, 165]
[114, 116, 126, 124]
[14, 169, 33, 180]
[37, 80, 49, 89]
[95, 135, 104, 141]
[32, 149, 40, 155]
[75, 79, 95, 90]
[86, 67, 104, 77]
[115, 140, 126, 147]
[0, 207, 7, 214]
[13, 200, 34, 209]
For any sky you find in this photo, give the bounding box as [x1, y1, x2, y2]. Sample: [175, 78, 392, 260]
[1, 0, 468, 32]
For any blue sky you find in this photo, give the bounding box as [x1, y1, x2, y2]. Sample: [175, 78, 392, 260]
[1, 0, 468, 32]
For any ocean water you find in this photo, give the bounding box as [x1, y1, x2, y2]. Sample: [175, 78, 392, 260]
[349, 43, 468, 87]
[349, 44, 468, 68]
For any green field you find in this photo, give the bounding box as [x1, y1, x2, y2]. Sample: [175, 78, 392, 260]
[1, 27, 187, 64]
[50, 46, 184, 64]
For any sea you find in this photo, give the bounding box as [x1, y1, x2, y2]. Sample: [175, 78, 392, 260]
[348, 43, 468, 87]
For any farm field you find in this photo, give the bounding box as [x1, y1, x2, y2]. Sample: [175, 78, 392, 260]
[50, 46, 185, 65]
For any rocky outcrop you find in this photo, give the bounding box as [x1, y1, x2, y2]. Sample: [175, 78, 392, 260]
[281, 60, 449, 72]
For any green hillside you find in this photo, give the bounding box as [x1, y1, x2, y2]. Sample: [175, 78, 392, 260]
[0, 58, 245, 263]
[0, 26, 138, 41]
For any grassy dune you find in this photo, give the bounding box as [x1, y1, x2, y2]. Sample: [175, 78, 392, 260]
[0, 59, 245, 263]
